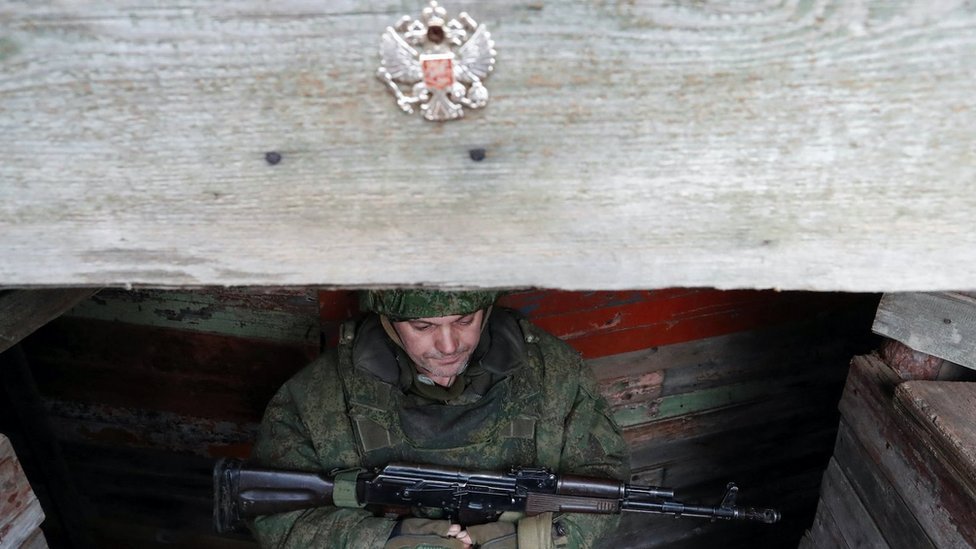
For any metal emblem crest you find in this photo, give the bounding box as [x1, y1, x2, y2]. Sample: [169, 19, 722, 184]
[377, 2, 496, 121]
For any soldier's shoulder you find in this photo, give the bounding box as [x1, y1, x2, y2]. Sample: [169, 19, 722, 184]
[278, 350, 345, 408]
[504, 310, 585, 380]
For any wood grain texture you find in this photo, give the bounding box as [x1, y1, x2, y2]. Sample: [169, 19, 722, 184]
[894, 380, 976, 501]
[874, 292, 976, 371]
[839, 354, 976, 548]
[2, 1, 975, 290]
[801, 498, 852, 549]
[832, 420, 936, 549]
[818, 458, 890, 549]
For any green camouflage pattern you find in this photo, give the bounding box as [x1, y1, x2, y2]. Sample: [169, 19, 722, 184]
[359, 289, 500, 319]
[249, 310, 630, 549]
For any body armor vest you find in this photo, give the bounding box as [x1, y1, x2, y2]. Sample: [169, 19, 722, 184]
[336, 309, 562, 470]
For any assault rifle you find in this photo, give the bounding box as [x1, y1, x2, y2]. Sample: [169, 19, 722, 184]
[213, 458, 781, 533]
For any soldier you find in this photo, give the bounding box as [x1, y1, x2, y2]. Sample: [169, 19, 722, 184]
[250, 289, 630, 548]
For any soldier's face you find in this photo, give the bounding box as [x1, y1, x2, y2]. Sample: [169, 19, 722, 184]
[393, 310, 484, 386]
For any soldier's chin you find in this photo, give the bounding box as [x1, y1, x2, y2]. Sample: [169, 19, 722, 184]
[421, 356, 468, 376]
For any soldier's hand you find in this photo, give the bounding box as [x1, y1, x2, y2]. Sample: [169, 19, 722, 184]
[455, 522, 517, 549]
[384, 519, 470, 549]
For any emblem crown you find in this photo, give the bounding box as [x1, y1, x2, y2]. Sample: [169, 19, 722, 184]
[376, 1, 496, 122]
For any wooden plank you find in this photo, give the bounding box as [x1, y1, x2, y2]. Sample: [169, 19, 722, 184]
[612, 360, 848, 429]
[321, 289, 872, 359]
[624, 382, 842, 447]
[2, 2, 976, 291]
[46, 399, 256, 458]
[0, 289, 95, 354]
[519, 292, 862, 359]
[592, 306, 870, 427]
[69, 288, 320, 345]
[23, 316, 314, 422]
[839, 354, 976, 548]
[873, 292, 976, 371]
[818, 458, 889, 549]
[803, 499, 852, 549]
[832, 420, 936, 549]
[0, 434, 47, 549]
[635, 418, 838, 489]
[893, 381, 976, 501]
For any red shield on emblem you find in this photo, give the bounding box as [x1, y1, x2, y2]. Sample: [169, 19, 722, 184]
[420, 53, 455, 91]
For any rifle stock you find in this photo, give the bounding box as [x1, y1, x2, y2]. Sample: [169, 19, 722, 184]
[213, 458, 781, 534]
[214, 458, 339, 533]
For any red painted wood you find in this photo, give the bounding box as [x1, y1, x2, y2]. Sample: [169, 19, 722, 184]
[546, 293, 848, 358]
[319, 289, 864, 358]
[318, 290, 360, 321]
[318, 291, 361, 347]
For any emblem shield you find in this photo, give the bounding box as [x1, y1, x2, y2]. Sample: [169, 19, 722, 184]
[421, 54, 455, 91]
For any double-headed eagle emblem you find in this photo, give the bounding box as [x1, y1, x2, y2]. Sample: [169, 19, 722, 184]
[377, 2, 496, 121]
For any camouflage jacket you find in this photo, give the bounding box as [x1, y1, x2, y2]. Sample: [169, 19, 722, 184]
[249, 308, 630, 548]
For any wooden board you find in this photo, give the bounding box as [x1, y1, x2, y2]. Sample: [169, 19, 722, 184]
[800, 499, 852, 549]
[23, 316, 314, 422]
[70, 288, 320, 345]
[501, 290, 860, 358]
[613, 309, 861, 441]
[873, 292, 976, 371]
[320, 288, 874, 359]
[0, 434, 47, 549]
[2, 2, 976, 290]
[832, 420, 936, 549]
[817, 458, 889, 549]
[838, 354, 976, 548]
[893, 381, 976, 502]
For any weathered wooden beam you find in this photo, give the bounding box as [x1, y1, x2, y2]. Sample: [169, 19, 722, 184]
[0, 289, 96, 354]
[832, 421, 936, 549]
[817, 458, 889, 549]
[838, 354, 976, 547]
[873, 292, 976, 371]
[2, 2, 976, 290]
[800, 498, 852, 549]
[893, 380, 976, 503]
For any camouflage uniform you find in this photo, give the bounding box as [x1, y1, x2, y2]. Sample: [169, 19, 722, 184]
[250, 291, 630, 548]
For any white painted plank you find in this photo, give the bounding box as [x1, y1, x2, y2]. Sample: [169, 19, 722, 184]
[2, 1, 976, 290]
[873, 292, 976, 370]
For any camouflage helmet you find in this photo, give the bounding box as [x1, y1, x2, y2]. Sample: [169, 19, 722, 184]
[359, 289, 500, 320]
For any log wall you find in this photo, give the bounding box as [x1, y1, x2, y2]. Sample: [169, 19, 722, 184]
[3, 288, 879, 548]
